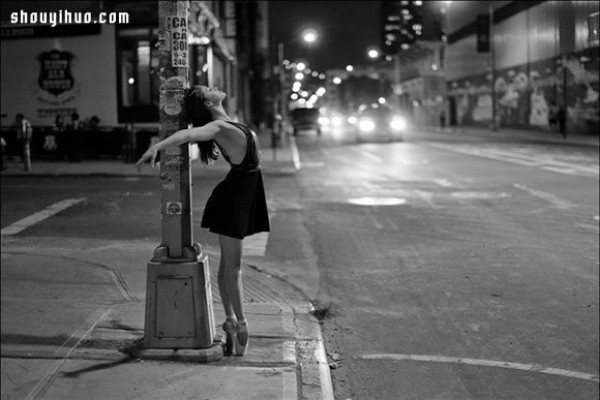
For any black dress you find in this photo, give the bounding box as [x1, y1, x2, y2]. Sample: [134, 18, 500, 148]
[201, 121, 270, 239]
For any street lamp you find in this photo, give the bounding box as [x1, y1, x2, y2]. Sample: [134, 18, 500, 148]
[367, 47, 380, 59]
[302, 29, 319, 44]
[273, 28, 320, 157]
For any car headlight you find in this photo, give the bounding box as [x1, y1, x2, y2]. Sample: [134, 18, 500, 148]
[318, 117, 330, 126]
[331, 116, 343, 127]
[358, 118, 375, 133]
[347, 116, 357, 125]
[390, 116, 407, 131]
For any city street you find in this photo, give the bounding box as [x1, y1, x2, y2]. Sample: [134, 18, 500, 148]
[1, 128, 598, 399]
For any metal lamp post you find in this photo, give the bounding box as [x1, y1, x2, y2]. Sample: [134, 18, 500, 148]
[488, 2, 497, 131]
[275, 28, 320, 137]
[142, 0, 218, 357]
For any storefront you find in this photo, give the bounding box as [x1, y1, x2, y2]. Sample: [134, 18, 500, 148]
[445, 1, 599, 134]
[0, 1, 243, 159]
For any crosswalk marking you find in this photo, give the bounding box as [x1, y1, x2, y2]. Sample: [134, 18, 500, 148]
[427, 143, 598, 177]
[1, 198, 87, 236]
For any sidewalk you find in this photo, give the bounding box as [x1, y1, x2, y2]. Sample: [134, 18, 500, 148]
[0, 129, 301, 177]
[413, 124, 600, 148]
[0, 236, 333, 400]
[0, 131, 335, 399]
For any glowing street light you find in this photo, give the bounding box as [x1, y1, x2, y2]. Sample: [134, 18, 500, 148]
[296, 62, 306, 71]
[346, 64, 354, 72]
[367, 48, 380, 59]
[333, 76, 342, 85]
[302, 29, 319, 44]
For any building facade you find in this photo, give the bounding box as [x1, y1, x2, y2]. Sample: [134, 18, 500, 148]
[445, 1, 599, 134]
[0, 1, 271, 159]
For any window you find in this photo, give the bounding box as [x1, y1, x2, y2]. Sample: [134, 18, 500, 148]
[117, 29, 159, 122]
[588, 12, 599, 47]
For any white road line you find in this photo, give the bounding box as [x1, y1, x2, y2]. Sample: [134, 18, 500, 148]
[351, 147, 384, 163]
[25, 307, 114, 400]
[577, 223, 600, 233]
[244, 232, 269, 257]
[414, 190, 439, 209]
[433, 178, 454, 187]
[1, 198, 87, 236]
[289, 137, 301, 170]
[365, 208, 384, 230]
[513, 184, 573, 210]
[357, 353, 599, 382]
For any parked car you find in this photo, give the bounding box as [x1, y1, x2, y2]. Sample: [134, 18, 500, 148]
[353, 103, 407, 142]
[290, 107, 321, 136]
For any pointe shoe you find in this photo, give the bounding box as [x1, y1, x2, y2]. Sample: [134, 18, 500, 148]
[222, 320, 237, 356]
[234, 321, 249, 356]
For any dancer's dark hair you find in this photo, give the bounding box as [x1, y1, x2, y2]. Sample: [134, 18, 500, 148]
[185, 87, 220, 164]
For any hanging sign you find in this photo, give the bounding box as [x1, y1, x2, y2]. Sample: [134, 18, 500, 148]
[168, 16, 188, 67]
[37, 50, 75, 97]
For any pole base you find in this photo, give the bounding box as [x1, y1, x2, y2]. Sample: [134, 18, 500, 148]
[144, 254, 216, 349]
[135, 338, 224, 363]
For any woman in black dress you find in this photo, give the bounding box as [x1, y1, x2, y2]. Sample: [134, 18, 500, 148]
[136, 86, 270, 356]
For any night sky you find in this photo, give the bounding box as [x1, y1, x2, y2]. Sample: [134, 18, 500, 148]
[268, 1, 382, 74]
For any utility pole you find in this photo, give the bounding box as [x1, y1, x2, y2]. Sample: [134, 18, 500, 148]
[489, 2, 497, 131]
[143, 0, 218, 356]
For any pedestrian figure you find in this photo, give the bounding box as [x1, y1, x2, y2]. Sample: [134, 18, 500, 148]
[0, 136, 7, 171]
[557, 105, 567, 138]
[69, 112, 83, 162]
[547, 101, 558, 132]
[15, 113, 32, 171]
[136, 86, 270, 357]
[439, 111, 446, 129]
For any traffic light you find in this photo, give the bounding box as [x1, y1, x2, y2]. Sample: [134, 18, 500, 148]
[476, 14, 490, 52]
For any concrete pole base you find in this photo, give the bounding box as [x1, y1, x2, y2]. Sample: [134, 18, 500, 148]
[134, 337, 225, 363]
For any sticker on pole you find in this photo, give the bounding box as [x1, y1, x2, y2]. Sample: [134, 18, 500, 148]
[165, 155, 185, 166]
[166, 202, 183, 215]
[159, 87, 185, 116]
[168, 16, 188, 67]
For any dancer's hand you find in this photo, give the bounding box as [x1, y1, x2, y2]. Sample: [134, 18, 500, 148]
[136, 145, 159, 172]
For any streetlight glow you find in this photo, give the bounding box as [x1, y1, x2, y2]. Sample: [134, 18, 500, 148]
[367, 48, 380, 59]
[302, 29, 318, 43]
[346, 65, 354, 72]
[333, 77, 342, 85]
[296, 62, 306, 71]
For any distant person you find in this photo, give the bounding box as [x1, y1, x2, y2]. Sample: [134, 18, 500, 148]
[0, 136, 7, 171]
[88, 115, 100, 131]
[54, 115, 67, 160]
[136, 86, 270, 357]
[557, 105, 567, 138]
[68, 112, 82, 161]
[547, 101, 558, 132]
[15, 113, 32, 171]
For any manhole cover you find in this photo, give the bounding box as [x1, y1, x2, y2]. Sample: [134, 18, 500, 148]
[347, 197, 406, 206]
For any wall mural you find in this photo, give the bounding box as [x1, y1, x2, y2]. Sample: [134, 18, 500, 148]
[447, 46, 599, 134]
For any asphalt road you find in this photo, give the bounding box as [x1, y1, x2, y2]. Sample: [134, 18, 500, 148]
[1, 128, 598, 400]
[295, 130, 599, 400]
